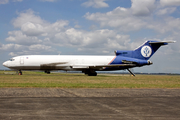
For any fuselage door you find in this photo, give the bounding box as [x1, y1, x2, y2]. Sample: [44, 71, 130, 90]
[20, 57, 24, 65]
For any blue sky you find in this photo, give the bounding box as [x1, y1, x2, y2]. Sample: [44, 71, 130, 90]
[0, 0, 180, 73]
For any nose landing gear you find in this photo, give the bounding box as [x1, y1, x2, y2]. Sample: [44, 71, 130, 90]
[18, 70, 22, 75]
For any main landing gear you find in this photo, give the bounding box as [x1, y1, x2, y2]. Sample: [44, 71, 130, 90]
[83, 70, 97, 76]
[45, 71, 51, 74]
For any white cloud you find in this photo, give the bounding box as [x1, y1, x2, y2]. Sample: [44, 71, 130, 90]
[160, 0, 180, 6]
[131, 0, 156, 16]
[54, 28, 131, 54]
[29, 44, 52, 51]
[147, 17, 180, 34]
[8, 52, 18, 56]
[0, 43, 52, 56]
[12, 9, 69, 35]
[84, 7, 146, 31]
[0, 0, 23, 4]
[84, 1, 180, 36]
[11, 9, 132, 51]
[6, 31, 42, 45]
[4, 9, 133, 56]
[0, 43, 25, 52]
[21, 22, 44, 36]
[74, 25, 81, 28]
[82, 0, 109, 8]
[0, 0, 8, 4]
[156, 7, 176, 15]
[12, 9, 48, 28]
[8, 9, 69, 45]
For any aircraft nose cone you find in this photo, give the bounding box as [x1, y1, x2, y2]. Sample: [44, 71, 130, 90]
[3, 61, 8, 67]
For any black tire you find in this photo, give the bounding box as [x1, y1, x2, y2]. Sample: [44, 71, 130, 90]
[45, 71, 51, 74]
[88, 72, 97, 76]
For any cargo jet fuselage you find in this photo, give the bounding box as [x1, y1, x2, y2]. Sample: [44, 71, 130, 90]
[3, 41, 175, 76]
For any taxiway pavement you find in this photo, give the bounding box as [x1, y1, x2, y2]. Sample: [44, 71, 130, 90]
[0, 88, 180, 120]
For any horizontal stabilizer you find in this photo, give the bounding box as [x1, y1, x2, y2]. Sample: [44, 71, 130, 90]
[149, 41, 176, 43]
[149, 41, 176, 45]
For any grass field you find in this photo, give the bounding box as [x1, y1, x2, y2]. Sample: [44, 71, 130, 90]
[0, 71, 180, 88]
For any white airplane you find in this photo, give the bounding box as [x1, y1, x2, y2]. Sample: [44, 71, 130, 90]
[3, 41, 175, 76]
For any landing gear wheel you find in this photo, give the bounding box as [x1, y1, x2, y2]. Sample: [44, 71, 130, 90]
[83, 70, 97, 76]
[88, 72, 97, 76]
[45, 71, 51, 74]
[86, 71, 97, 76]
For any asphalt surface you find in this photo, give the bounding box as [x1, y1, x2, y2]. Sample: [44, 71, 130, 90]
[0, 88, 180, 120]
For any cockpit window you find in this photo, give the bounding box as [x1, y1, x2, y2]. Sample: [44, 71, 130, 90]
[9, 58, 15, 61]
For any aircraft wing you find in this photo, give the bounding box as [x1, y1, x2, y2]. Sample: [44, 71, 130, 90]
[72, 64, 136, 70]
[41, 62, 68, 66]
[89, 64, 136, 69]
[41, 62, 136, 70]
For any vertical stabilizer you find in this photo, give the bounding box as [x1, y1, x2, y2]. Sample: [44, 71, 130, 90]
[132, 41, 175, 60]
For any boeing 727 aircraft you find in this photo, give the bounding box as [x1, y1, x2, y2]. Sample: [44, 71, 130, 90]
[3, 41, 175, 76]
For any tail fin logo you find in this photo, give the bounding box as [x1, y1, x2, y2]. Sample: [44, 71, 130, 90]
[141, 46, 152, 58]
